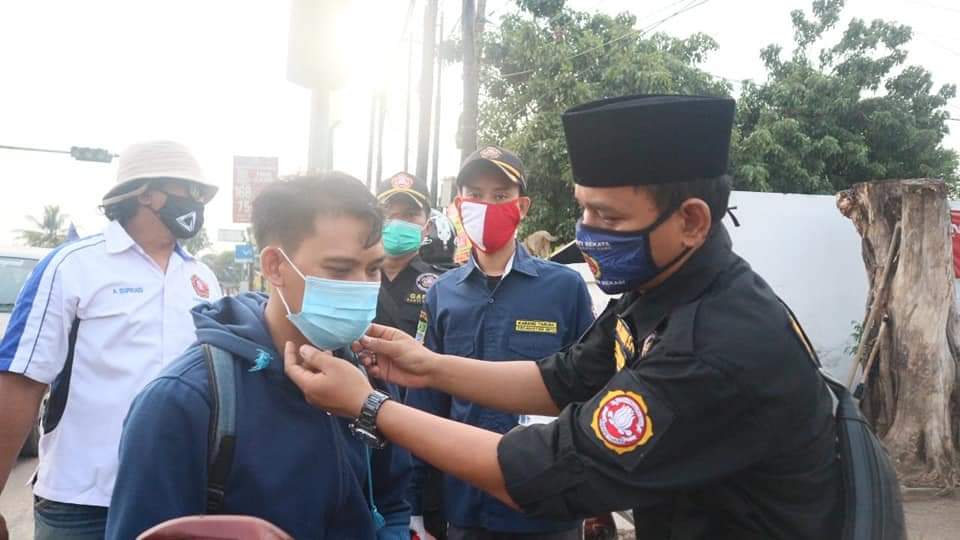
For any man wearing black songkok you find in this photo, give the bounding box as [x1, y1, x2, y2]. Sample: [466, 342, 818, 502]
[282, 95, 894, 539]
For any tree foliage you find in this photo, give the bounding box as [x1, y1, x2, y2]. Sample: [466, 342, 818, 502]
[478, 0, 728, 239]
[477, 0, 959, 239]
[18, 205, 67, 248]
[201, 249, 246, 287]
[182, 228, 212, 255]
[731, 0, 958, 194]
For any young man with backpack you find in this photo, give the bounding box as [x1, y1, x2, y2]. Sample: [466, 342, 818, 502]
[105, 173, 412, 540]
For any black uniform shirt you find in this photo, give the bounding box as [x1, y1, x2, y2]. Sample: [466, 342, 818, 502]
[497, 226, 844, 540]
[374, 256, 442, 338]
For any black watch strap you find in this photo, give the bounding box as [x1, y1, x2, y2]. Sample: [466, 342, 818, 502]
[351, 390, 391, 448]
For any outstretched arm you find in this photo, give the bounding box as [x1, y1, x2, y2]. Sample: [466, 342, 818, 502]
[286, 342, 518, 509]
[356, 324, 559, 416]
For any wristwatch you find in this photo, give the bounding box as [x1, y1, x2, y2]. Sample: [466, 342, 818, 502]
[350, 390, 391, 449]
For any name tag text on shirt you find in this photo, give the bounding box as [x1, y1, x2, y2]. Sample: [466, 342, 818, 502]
[515, 320, 558, 334]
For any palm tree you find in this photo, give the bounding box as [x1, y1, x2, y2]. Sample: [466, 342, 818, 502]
[18, 205, 68, 248]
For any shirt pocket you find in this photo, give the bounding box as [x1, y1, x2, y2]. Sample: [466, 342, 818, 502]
[507, 331, 564, 360]
[443, 332, 475, 357]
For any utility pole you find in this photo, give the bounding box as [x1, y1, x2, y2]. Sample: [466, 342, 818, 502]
[430, 13, 444, 203]
[366, 94, 377, 189]
[376, 92, 387, 183]
[307, 89, 331, 172]
[287, 0, 347, 172]
[460, 0, 482, 163]
[404, 36, 413, 172]
[416, 0, 438, 182]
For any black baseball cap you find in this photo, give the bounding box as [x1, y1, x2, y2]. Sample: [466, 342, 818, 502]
[377, 172, 431, 209]
[457, 145, 526, 192]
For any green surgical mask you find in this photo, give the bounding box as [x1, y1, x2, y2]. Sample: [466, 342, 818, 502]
[382, 219, 423, 256]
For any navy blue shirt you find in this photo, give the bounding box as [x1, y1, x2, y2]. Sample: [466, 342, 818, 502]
[406, 244, 594, 533]
[106, 294, 411, 540]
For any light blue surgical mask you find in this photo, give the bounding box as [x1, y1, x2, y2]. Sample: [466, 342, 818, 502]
[276, 248, 379, 350]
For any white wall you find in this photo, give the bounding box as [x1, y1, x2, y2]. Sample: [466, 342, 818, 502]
[570, 193, 960, 381]
[725, 192, 868, 378]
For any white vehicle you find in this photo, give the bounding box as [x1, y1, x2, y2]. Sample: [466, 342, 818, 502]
[0, 246, 51, 457]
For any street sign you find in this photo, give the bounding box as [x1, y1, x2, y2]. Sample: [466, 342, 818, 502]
[218, 228, 247, 243]
[233, 156, 279, 223]
[235, 243, 255, 264]
[70, 146, 114, 163]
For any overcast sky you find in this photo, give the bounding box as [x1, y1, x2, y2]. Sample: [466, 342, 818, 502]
[0, 0, 956, 248]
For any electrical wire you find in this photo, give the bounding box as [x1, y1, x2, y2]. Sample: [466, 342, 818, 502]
[498, 0, 712, 79]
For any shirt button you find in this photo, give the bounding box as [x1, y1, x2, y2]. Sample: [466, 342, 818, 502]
[488, 298, 494, 304]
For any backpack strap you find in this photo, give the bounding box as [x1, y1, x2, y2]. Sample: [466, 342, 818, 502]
[203, 344, 238, 514]
[778, 301, 905, 540]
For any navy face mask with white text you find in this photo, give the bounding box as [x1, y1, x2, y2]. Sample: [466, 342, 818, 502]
[575, 208, 688, 294]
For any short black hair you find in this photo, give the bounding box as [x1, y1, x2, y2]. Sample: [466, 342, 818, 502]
[252, 172, 383, 252]
[640, 175, 732, 224]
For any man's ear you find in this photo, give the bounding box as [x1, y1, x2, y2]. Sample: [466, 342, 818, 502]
[137, 189, 157, 209]
[260, 247, 285, 288]
[517, 196, 532, 219]
[677, 199, 712, 248]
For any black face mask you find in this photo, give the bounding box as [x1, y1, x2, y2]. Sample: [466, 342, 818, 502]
[154, 193, 205, 239]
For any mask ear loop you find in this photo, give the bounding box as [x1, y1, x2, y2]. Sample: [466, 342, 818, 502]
[269, 247, 304, 316]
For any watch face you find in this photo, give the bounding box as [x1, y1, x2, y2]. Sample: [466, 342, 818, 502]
[350, 424, 385, 448]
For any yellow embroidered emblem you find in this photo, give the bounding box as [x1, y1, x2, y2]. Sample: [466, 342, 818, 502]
[591, 390, 653, 454]
[613, 318, 635, 371]
[515, 320, 558, 334]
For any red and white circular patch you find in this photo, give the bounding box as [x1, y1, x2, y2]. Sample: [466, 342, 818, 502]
[191, 274, 210, 299]
[479, 146, 502, 159]
[591, 390, 653, 454]
[391, 173, 414, 189]
[583, 253, 601, 280]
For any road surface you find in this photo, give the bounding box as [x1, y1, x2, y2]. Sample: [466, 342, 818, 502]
[0, 457, 36, 539]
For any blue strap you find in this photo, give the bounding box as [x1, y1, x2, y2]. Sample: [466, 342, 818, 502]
[366, 447, 385, 530]
[249, 349, 271, 372]
[204, 344, 238, 514]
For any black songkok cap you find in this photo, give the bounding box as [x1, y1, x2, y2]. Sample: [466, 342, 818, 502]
[562, 94, 735, 187]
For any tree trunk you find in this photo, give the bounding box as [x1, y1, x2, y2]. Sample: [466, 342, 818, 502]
[837, 178, 960, 488]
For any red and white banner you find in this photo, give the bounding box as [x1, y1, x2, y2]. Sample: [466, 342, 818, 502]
[233, 156, 278, 223]
[951, 209, 960, 278]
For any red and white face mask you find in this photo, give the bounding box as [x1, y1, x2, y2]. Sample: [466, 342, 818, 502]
[456, 197, 522, 253]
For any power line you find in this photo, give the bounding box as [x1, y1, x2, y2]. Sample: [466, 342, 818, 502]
[498, 0, 711, 79]
[0, 144, 70, 155]
[905, 0, 960, 15]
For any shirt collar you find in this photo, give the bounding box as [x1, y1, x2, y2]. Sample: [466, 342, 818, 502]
[175, 243, 195, 261]
[457, 241, 539, 284]
[617, 224, 738, 337]
[104, 220, 137, 254]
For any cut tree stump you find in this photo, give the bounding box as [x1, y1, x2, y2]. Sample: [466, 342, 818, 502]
[837, 178, 960, 489]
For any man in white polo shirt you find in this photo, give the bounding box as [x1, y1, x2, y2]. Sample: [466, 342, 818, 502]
[0, 140, 222, 540]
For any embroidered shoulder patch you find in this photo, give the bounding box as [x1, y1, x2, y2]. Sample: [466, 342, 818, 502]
[613, 318, 635, 371]
[416, 272, 438, 292]
[591, 390, 653, 455]
[191, 274, 210, 299]
[515, 320, 558, 334]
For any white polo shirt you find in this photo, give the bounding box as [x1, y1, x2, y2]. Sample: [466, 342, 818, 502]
[0, 220, 222, 507]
